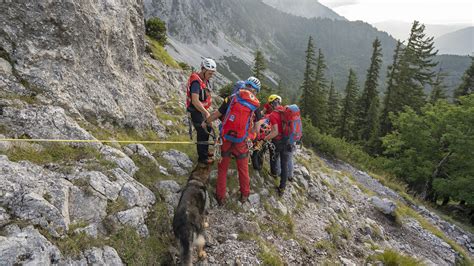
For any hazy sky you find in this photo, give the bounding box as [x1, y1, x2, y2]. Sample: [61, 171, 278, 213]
[319, 0, 474, 25]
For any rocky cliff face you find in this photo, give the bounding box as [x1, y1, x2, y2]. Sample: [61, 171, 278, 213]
[0, 0, 191, 264]
[0, 0, 161, 130]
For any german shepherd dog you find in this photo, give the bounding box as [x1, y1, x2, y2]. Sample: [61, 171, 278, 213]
[173, 162, 212, 265]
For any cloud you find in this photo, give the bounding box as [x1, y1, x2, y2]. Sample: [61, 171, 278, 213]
[319, 0, 359, 8]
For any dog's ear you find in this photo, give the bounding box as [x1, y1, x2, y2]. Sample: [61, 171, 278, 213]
[191, 163, 212, 182]
[200, 163, 212, 175]
[189, 163, 209, 180]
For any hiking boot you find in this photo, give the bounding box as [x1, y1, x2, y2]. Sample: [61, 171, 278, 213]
[216, 197, 226, 206]
[199, 158, 214, 165]
[277, 187, 285, 197]
[239, 194, 249, 204]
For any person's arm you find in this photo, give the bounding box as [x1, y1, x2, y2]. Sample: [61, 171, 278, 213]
[206, 110, 222, 124]
[252, 117, 267, 134]
[201, 97, 228, 128]
[200, 110, 222, 129]
[190, 81, 210, 118]
[264, 124, 279, 141]
[191, 93, 210, 118]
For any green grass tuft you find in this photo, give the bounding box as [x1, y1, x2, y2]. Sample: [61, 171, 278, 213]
[106, 197, 128, 215]
[367, 249, 423, 266]
[146, 36, 180, 68]
[5, 142, 114, 170]
[324, 220, 351, 249]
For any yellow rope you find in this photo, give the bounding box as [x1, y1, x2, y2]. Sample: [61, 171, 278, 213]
[0, 138, 208, 144]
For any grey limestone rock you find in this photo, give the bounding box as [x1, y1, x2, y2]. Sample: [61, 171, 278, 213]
[74, 223, 99, 239]
[0, 207, 11, 227]
[155, 180, 181, 215]
[124, 143, 157, 163]
[248, 193, 260, 206]
[0, 106, 96, 143]
[79, 171, 121, 201]
[0, 225, 61, 265]
[0, 134, 12, 152]
[160, 149, 193, 176]
[156, 180, 181, 194]
[115, 207, 150, 237]
[100, 145, 138, 176]
[83, 246, 123, 266]
[369, 196, 397, 216]
[0, 156, 72, 236]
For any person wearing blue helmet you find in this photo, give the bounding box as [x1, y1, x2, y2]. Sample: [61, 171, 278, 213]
[245, 76, 261, 93]
[202, 76, 262, 205]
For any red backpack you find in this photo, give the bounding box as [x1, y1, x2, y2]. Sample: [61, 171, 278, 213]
[221, 89, 260, 143]
[277, 104, 303, 144]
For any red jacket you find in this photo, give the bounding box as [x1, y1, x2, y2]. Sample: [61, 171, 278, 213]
[268, 107, 284, 140]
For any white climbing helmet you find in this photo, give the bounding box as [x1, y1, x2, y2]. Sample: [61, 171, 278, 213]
[245, 76, 261, 92]
[201, 58, 217, 71]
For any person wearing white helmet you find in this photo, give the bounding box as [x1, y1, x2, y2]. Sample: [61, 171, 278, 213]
[186, 57, 217, 164]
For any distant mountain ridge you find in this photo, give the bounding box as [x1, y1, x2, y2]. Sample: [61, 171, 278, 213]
[144, 0, 471, 96]
[373, 20, 471, 41]
[261, 0, 345, 20]
[434, 27, 474, 56]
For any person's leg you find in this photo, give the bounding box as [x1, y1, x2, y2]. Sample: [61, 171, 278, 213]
[251, 150, 262, 170]
[216, 141, 232, 203]
[269, 142, 281, 177]
[287, 146, 294, 181]
[279, 145, 291, 192]
[234, 142, 250, 200]
[191, 111, 210, 163]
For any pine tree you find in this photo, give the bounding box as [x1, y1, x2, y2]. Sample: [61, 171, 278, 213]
[356, 38, 382, 143]
[327, 80, 340, 135]
[252, 50, 266, 81]
[453, 56, 474, 100]
[429, 68, 448, 104]
[252, 50, 270, 101]
[366, 100, 381, 154]
[338, 69, 359, 140]
[380, 40, 403, 136]
[310, 48, 329, 132]
[275, 79, 288, 104]
[395, 21, 438, 112]
[300, 36, 316, 119]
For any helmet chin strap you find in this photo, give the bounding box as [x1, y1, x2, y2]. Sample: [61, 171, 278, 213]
[271, 100, 280, 108]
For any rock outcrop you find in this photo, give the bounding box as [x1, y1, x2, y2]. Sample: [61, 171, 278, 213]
[0, 0, 159, 130]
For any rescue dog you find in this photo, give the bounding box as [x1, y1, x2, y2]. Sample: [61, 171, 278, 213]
[172, 162, 212, 265]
